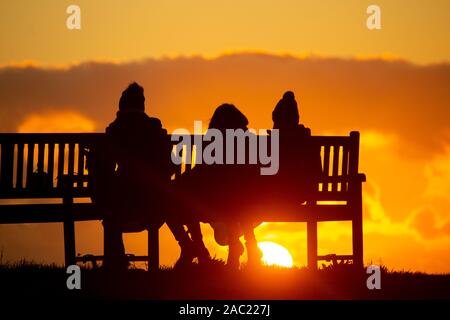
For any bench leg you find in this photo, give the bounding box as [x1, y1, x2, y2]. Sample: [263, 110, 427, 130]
[64, 219, 76, 267]
[63, 194, 76, 267]
[148, 225, 159, 271]
[352, 183, 364, 270]
[352, 212, 363, 269]
[307, 221, 318, 270]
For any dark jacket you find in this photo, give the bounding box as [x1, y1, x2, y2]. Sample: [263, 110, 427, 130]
[104, 110, 173, 227]
[274, 124, 321, 202]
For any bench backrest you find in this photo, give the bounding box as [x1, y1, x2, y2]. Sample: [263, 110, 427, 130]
[0, 132, 360, 201]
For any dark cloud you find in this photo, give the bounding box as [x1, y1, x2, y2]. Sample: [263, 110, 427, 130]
[1, 53, 449, 159]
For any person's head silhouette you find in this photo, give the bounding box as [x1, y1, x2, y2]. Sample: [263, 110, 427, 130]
[119, 82, 145, 112]
[272, 91, 299, 129]
[209, 104, 248, 131]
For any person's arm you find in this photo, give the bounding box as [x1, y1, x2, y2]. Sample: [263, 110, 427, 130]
[162, 128, 177, 177]
[104, 125, 119, 176]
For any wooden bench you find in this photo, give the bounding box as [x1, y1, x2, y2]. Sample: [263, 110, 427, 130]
[0, 132, 365, 269]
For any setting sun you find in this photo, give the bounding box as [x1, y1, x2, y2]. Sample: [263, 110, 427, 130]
[257, 242, 294, 268]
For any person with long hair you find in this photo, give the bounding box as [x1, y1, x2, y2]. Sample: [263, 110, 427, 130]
[177, 104, 262, 269]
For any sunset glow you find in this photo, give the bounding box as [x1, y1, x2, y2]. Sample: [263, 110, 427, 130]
[0, 0, 449, 275]
[258, 242, 294, 268]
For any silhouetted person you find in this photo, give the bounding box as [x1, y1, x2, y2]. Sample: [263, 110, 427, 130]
[178, 104, 262, 269]
[100, 82, 203, 269]
[270, 91, 321, 204]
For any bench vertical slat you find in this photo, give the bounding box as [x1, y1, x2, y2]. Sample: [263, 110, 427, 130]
[322, 145, 330, 191]
[174, 157, 182, 179]
[332, 145, 340, 192]
[37, 143, 45, 173]
[184, 163, 192, 174]
[0, 143, 14, 189]
[184, 142, 193, 174]
[171, 141, 182, 179]
[16, 143, 24, 189]
[47, 143, 55, 188]
[77, 144, 84, 188]
[175, 165, 182, 180]
[57, 143, 65, 188]
[26, 143, 35, 189]
[312, 143, 321, 194]
[185, 137, 193, 171]
[68, 143, 75, 180]
[342, 145, 349, 192]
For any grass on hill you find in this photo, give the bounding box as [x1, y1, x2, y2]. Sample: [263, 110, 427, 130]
[1, 259, 449, 300]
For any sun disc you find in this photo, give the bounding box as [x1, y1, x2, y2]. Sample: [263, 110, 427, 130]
[257, 241, 294, 268]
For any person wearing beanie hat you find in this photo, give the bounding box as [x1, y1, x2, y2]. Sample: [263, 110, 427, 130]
[118, 82, 145, 112]
[265, 91, 322, 207]
[99, 82, 210, 270]
[272, 91, 300, 129]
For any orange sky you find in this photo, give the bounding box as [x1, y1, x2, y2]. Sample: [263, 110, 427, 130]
[1, 0, 450, 65]
[0, 1, 450, 273]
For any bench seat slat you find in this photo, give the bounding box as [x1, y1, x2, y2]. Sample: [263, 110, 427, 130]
[0, 203, 104, 223]
[0, 203, 353, 224]
[0, 188, 92, 199]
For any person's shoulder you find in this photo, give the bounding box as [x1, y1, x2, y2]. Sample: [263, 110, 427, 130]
[105, 118, 119, 134]
[297, 124, 311, 136]
[279, 125, 311, 138]
[146, 116, 166, 132]
[146, 116, 163, 129]
[143, 115, 169, 136]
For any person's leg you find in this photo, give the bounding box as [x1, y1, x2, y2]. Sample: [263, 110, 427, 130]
[226, 223, 244, 269]
[166, 220, 197, 268]
[187, 222, 211, 263]
[103, 217, 128, 270]
[243, 225, 262, 267]
[150, 186, 197, 267]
